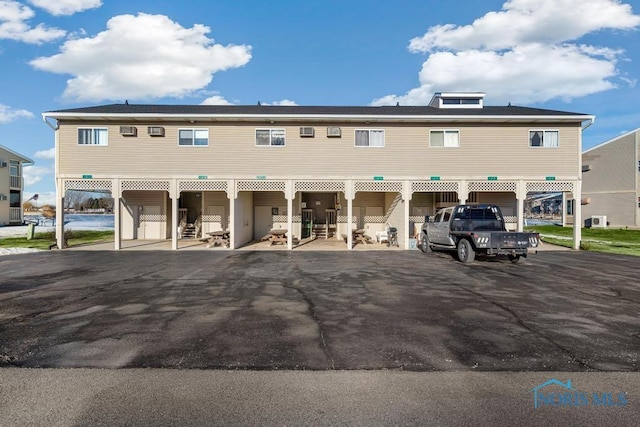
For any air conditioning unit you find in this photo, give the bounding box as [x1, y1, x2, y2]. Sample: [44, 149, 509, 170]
[591, 215, 607, 228]
[148, 126, 165, 137]
[119, 125, 137, 136]
[327, 126, 341, 137]
[0, 161, 7, 168]
[0, 194, 7, 201]
[300, 127, 315, 137]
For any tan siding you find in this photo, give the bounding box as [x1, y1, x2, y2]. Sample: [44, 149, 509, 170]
[582, 192, 637, 227]
[583, 132, 636, 192]
[253, 191, 287, 207]
[57, 121, 582, 179]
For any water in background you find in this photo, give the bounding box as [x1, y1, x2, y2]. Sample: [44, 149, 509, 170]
[64, 214, 115, 230]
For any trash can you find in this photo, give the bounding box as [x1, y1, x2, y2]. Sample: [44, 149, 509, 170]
[27, 223, 36, 240]
[409, 238, 418, 250]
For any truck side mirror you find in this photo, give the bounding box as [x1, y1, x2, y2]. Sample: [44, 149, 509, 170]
[424, 215, 430, 223]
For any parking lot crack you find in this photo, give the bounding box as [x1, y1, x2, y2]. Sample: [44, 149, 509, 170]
[282, 280, 335, 369]
[459, 285, 596, 371]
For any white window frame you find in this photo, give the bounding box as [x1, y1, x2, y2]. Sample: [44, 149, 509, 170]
[354, 129, 385, 147]
[529, 130, 559, 148]
[255, 128, 286, 147]
[429, 129, 460, 148]
[78, 127, 108, 146]
[178, 128, 209, 146]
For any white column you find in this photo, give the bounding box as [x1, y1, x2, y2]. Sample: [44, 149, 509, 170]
[516, 181, 525, 232]
[458, 180, 468, 205]
[228, 181, 235, 250]
[56, 180, 65, 249]
[573, 181, 582, 250]
[287, 196, 293, 250]
[561, 192, 567, 227]
[171, 194, 179, 250]
[113, 179, 121, 250]
[346, 181, 354, 250]
[403, 182, 411, 249]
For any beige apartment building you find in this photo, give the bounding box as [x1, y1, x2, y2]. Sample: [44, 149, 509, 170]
[0, 145, 33, 226]
[43, 92, 594, 250]
[582, 128, 640, 227]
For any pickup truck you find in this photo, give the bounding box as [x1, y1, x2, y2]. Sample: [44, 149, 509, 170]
[420, 204, 539, 263]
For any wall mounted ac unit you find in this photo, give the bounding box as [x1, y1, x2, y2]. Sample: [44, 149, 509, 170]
[591, 215, 607, 228]
[119, 125, 137, 136]
[327, 127, 341, 137]
[148, 126, 165, 136]
[300, 127, 315, 137]
[0, 161, 7, 168]
[0, 194, 7, 201]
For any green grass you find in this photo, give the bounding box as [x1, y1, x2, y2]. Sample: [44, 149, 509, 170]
[524, 225, 640, 256]
[0, 230, 114, 250]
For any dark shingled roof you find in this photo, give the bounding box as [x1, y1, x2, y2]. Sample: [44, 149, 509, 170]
[45, 103, 590, 117]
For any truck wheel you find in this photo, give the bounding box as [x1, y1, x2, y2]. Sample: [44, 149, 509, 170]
[508, 254, 521, 264]
[457, 239, 475, 263]
[420, 233, 431, 253]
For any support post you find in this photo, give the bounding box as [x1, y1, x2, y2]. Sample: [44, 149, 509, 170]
[403, 182, 411, 249]
[56, 180, 65, 249]
[171, 193, 179, 251]
[573, 181, 582, 250]
[113, 179, 121, 250]
[228, 180, 235, 250]
[346, 181, 354, 250]
[458, 180, 468, 205]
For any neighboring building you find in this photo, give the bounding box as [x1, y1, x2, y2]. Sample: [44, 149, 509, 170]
[582, 128, 640, 228]
[0, 145, 34, 226]
[42, 92, 594, 250]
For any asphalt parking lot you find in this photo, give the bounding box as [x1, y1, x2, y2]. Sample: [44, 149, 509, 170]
[1, 249, 639, 371]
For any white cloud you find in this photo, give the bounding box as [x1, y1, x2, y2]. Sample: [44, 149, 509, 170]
[0, 0, 66, 44]
[0, 103, 33, 123]
[201, 95, 234, 105]
[28, 0, 102, 16]
[34, 147, 55, 159]
[409, 0, 640, 53]
[30, 13, 252, 102]
[23, 164, 52, 186]
[374, 0, 640, 106]
[261, 99, 298, 106]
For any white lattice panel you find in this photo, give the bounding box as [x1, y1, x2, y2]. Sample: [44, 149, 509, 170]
[237, 180, 286, 192]
[354, 181, 403, 193]
[140, 214, 166, 221]
[337, 215, 356, 223]
[292, 215, 301, 222]
[179, 181, 228, 192]
[468, 181, 517, 192]
[295, 181, 345, 192]
[526, 181, 574, 192]
[64, 180, 112, 191]
[121, 180, 170, 191]
[363, 215, 385, 223]
[411, 181, 459, 193]
[202, 214, 223, 222]
[273, 215, 289, 222]
[504, 215, 518, 223]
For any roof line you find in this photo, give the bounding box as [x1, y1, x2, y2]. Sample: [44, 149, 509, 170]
[0, 144, 34, 165]
[583, 127, 640, 154]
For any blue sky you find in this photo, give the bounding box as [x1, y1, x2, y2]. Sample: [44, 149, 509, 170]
[1, 0, 639, 205]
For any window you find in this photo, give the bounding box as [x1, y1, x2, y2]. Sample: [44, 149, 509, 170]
[530, 130, 559, 147]
[256, 129, 285, 146]
[355, 129, 384, 147]
[442, 98, 480, 105]
[430, 130, 459, 147]
[9, 190, 20, 208]
[78, 128, 108, 145]
[9, 160, 19, 176]
[179, 129, 209, 146]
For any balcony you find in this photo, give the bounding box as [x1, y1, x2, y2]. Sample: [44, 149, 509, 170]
[10, 207, 22, 223]
[10, 175, 21, 189]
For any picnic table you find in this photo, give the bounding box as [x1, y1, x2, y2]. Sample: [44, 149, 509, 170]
[205, 230, 230, 248]
[353, 229, 372, 245]
[268, 229, 288, 245]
